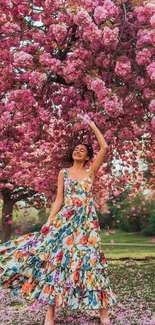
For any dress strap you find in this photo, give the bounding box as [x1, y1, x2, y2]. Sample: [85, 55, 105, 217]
[85, 168, 93, 180]
[63, 168, 68, 181]
[86, 168, 91, 176]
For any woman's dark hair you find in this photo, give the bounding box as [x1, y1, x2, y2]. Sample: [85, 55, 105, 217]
[68, 143, 93, 164]
[81, 143, 93, 160]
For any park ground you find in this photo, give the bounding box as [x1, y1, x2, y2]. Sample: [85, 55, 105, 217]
[0, 229, 155, 325]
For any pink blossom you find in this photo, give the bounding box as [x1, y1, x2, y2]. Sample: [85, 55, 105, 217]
[90, 78, 110, 101]
[104, 130, 113, 141]
[150, 29, 155, 46]
[136, 48, 152, 65]
[149, 100, 155, 114]
[52, 24, 67, 43]
[39, 54, 62, 73]
[32, 30, 46, 42]
[63, 60, 84, 83]
[16, 126, 25, 134]
[151, 116, 155, 127]
[146, 151, 152, 157]
[1, 112, 11, 125]
[136, 77, 146, 88]
[77, 113, 91, 124]
[27, 301, 39, 310]
[95, 53, 111, 68]
[113, 190, 119, 196]
[137, 29, 152, 46]
[103, 26, 119, 49]
[143, 87, 155, 99]
[2, 0, 13, 9]
[103, 0, 119, 18]
[58, 12, 72, 24]
[150, 13, 155, 27]
[5, 102, 15, 111]
[39, 53, 53, 66]
[7, 89, 36, 107]
[115, 57, 131, 78]
[135, 6, 148, 24]
[94, 6, 108, 24]
[29, 71, 47, 87]
[83, 22, 102, 44]
[73, 9, 92, 27]
[135, 2, 155, 25]
[13, 51, 33, 68]
[118, 127, 133, 140]
[0, 13, 7, 24]
[71, 47, 92, 65]
[103, 96, 123, 118]
[1, 22, 20, 34]
[44, 0, 60, 12]
[83, 114, 91, 124]
[90, 78, 105, 92]
[147, 62, 155, 82]
[145, 2, 155, 16]
[152, 238, 155, 243]
[14, 229, 20, 234]
[50, 58, 62, 74]
[133, 123, 145, 136]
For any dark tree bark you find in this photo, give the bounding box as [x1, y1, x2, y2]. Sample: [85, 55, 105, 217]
[0, 186, 38, 243]
[1, 195, 15, 243]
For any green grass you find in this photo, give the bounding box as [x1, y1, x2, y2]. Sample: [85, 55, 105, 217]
[100, 228, 154, 244]
[100, 229, 155, 259]
[101, 244, 155, 259]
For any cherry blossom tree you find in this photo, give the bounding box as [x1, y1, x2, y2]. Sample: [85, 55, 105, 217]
[0, 0, 155, 241]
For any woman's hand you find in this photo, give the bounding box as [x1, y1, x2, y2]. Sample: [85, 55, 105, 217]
[40, 221, 51, 235]
[88, 120, 96, 129]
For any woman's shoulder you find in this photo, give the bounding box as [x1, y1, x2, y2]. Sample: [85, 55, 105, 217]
[59, 168, 67, 174]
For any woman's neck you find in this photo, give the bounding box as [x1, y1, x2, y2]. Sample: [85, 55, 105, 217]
[71, 162, 86, 170]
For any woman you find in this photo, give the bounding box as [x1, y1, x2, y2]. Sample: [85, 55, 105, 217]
[0, 117, 117, 325]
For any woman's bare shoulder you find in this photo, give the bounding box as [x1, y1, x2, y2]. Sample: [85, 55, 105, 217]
[58, 168, 66, 175]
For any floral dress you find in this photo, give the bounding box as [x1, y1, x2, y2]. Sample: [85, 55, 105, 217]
[0, 168, 117, 310]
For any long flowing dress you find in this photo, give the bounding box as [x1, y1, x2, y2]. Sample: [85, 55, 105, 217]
[0, 168, 117, 310]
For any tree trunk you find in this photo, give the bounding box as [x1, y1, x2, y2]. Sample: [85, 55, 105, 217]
[1, 198, 14, 243]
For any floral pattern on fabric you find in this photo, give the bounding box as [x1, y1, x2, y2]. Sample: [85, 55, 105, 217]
[0, 168, 117, 310]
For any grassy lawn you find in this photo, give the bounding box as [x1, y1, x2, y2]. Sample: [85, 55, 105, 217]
[99, 229, 155, 259]
[100, 228, 154, 244]
[101, 245, 155, 259]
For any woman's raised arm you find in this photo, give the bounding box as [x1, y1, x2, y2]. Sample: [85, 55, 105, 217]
[88, 121, 108, 176]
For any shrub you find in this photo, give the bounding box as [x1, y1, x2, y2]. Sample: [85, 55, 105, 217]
[142, 213, 155, 236]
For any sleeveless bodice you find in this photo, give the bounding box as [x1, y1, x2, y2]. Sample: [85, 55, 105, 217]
[63, 168, 94, 208]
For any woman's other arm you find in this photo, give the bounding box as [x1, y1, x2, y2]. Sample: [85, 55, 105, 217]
[47, 169, 64, 223]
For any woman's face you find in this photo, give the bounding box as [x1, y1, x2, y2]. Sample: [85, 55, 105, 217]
[72, 144, 89, 162]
